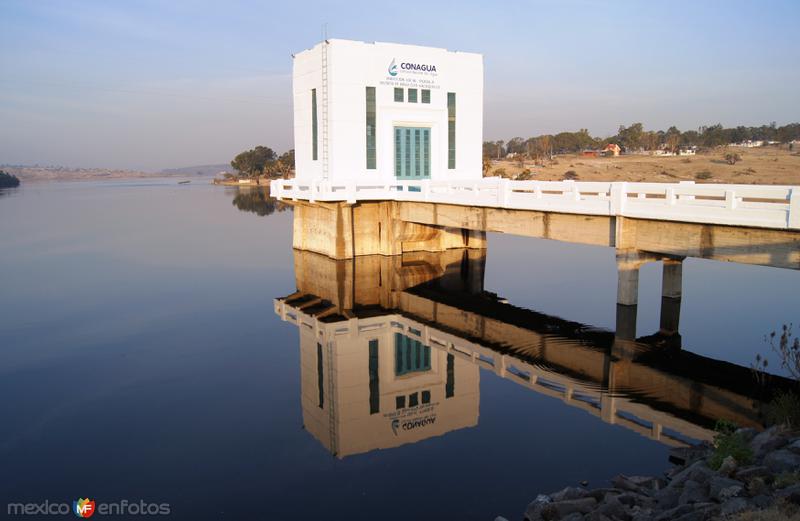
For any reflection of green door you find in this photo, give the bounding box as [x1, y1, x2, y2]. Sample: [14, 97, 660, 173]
[394, 127, 430, 179]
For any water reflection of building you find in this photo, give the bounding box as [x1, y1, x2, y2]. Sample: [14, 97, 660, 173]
[297, 316, 478, 457]
[275, 248, 786, 458]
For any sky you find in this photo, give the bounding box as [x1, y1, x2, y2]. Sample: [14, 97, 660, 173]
[1, 0, 798, 171]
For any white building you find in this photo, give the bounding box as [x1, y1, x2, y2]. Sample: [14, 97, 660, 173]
[292, 39, 484, 184]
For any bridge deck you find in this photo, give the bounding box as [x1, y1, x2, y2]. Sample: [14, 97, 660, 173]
[273, 177, 800, 231]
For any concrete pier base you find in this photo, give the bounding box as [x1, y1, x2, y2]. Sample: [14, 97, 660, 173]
[292, 201, 486, 259]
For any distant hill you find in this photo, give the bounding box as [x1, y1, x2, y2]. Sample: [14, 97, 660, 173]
[159, 164, 231, 176]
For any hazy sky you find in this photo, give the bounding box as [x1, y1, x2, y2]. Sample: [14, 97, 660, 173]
[1, 0, 798, 171]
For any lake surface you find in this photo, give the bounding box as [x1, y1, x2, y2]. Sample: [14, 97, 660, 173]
[1, 180, 798, 520]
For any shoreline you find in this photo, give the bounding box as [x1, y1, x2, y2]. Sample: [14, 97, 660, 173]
[502, 426, 800, 521]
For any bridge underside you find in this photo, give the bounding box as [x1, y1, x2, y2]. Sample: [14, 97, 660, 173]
[289, 200, 800, 270]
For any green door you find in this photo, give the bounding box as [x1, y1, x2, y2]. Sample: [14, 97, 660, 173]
[394, 127, 430, 179]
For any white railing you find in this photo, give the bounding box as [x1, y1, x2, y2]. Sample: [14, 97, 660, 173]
[271, 177, 800, 230]
[274, 298, 711, 446]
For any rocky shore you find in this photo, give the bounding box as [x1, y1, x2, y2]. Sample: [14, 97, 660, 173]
[500, 426, 800, 521]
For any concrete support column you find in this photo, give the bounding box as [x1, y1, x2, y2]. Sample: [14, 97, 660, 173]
[616, 249, 653, 306]
[659, 258, 684, 339]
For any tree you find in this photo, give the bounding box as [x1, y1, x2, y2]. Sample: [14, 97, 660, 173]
[231, 146, 277, 178]
[617, 123, 644, 151]
[0, 170, 20, 188]
[482, 156, 493, 176]
[665, 126, 681, 153]
[274, 149, 295, 179]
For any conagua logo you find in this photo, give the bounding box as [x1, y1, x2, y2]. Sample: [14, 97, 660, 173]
[388, 58, 398, 76]
[391, 415, 436, 436]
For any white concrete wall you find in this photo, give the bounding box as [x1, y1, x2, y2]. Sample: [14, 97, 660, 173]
[293, 39, 483, 184]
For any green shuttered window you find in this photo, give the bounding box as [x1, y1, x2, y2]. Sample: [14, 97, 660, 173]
[447, 92, 456, 169]
[311, 89, 318, 161]
[408, 88, 417, 103]
[421, 89, 430, 103]
[366, 87, 376, 169]
[394, 87, 404, 102]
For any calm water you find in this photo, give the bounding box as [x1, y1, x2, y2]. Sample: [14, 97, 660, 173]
[1, 180, 798, 520]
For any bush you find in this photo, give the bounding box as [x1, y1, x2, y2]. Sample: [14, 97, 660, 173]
[695, 170, 713, 180]
[0, 170, 20, 188]
[516, 169, 534, 181]
[725, 152, 742, 165]
[708, 419, 754, 470]
[562, 170, 579, 180]
[494, 168, 508, 178]
[765, 391, 800, 428]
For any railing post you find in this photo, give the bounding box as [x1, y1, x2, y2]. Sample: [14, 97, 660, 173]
[666, 187, 675, 206]
[610, 182, 627, 216]
[725, 189, 737, 210]
[497, 178, 509, 207]
[790, 188, 800, 229]
[309, 178, 317, 203]
[346, 181, 356, 205]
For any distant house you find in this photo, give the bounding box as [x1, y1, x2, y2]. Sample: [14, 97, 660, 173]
[678, 148, 696, 156]
[604, 144, 621, 157]
[730, 140, 763, 148]
[581, 150, 599, 157]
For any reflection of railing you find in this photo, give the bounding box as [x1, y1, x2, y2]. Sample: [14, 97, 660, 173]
[275, 299, 712, 448]
[272, 177, 800, 230]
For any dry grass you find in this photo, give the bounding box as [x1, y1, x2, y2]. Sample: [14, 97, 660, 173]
[726, 502, 800, 521]
[486, 146, 800, 185]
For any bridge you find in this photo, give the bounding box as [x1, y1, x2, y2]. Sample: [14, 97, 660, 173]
[272, 178, 800, 337]
[273, 177, 800, 230]
[273, 248, 788, 457]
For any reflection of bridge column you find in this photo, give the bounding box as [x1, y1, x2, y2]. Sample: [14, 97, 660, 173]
[659, 258, 684, 347]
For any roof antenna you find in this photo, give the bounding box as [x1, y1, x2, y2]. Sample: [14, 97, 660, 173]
[322, 23, 329, 44]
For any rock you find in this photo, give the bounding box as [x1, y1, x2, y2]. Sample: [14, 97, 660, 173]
[611, 475, 661, 494]
[709, 476, 744, 501]
[630, 508, 654, 521]
[579, 480, 589, 487]
[673, 509, 714, 521]
[678, 480, 709, 505]
[717, 456, 737, 477]
[750, 426, 790, 457]
[735, 465, 771, 482]
[586, 488, 624, 503]
[653, 487, 680, 509]
[719, 497, 750, 516]
[654, 504, 693, 521]
[583, 513, 613, 521]
[788, 438, 800, 455]
[776, 483, 800, 499]
[617, 492, 656, 509]
[747, 477, 770, 496]
[735, 428, 758, 443]
[598, 495, 630, 521]
[494, 517, 510, 521]
[550, 487, 587, 502]
[524, 495, 552, 521]
[668, 461, 713, 490]
[764, 449, 800, 473]
[540, 497, 597, 520]
[669, 446, 709, 466]
[751, 494, 773, 508]
[559, 513, 584, 521]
